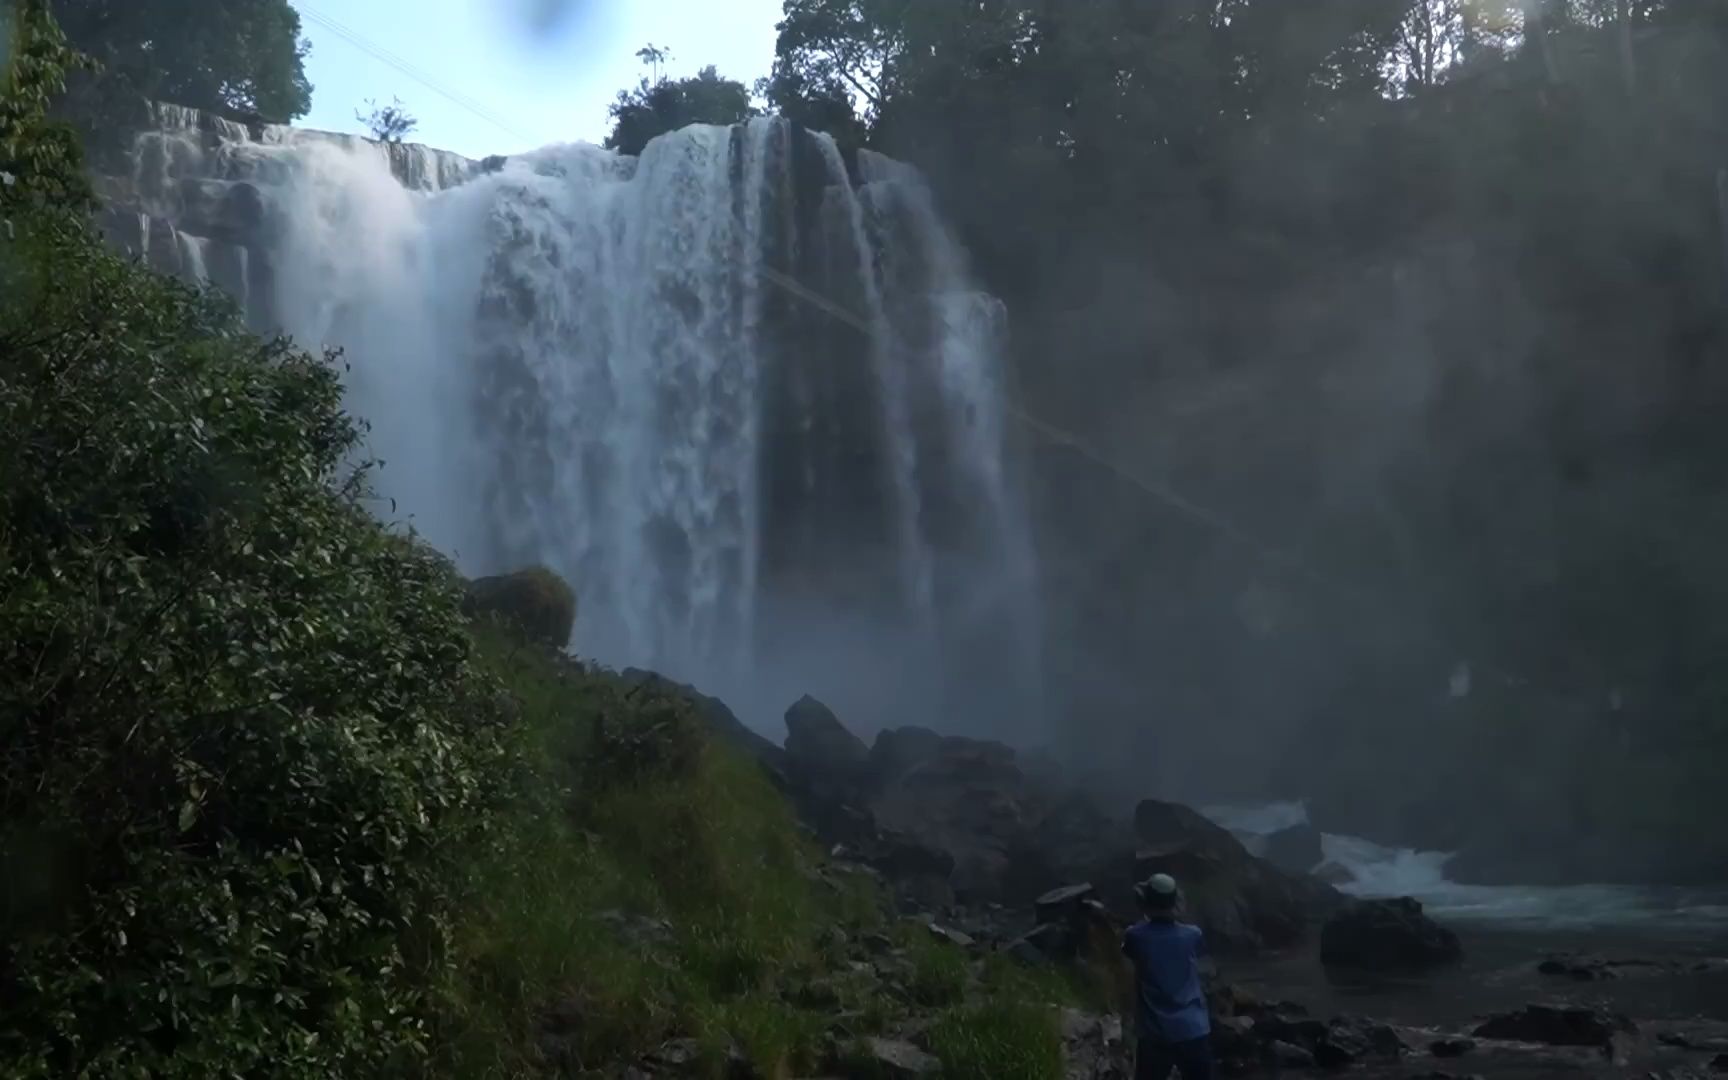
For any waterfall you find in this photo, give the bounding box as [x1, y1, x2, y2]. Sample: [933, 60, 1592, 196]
[104, 107, 1043, 739]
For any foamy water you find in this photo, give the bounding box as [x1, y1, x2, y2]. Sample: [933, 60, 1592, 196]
[1205, 800, 1728, 933]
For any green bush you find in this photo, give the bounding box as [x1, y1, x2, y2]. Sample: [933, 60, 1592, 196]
[902, 931, 970, 1008]
[439, 631, 845, 1077]
[0, 88, 514, 1079]
[462, 567, 577, 651]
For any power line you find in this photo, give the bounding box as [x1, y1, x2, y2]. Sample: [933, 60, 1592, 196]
[296, 3, 538, 146]
[299, 4, 523, 135]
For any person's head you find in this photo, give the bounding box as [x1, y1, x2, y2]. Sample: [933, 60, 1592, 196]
[1136, 872, 1180, 917]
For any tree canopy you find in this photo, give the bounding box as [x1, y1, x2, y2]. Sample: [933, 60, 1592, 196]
[49, 0, 313, 122]
[604, 63, 756, 156]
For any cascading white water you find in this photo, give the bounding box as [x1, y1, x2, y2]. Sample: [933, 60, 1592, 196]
[858, 151, 1044, 705]
[181, 115, 1044, 737]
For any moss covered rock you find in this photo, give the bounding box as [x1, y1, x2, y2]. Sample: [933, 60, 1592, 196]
[463, 566, 577, 649]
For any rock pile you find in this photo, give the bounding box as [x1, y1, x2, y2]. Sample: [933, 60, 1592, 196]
[758, 693, 1342, 953]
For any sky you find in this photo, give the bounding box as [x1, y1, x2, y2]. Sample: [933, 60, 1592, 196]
[290, 0, 784, 159]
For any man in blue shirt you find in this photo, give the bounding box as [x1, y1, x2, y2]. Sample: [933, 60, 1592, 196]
[1121, 873, 1214, 1080]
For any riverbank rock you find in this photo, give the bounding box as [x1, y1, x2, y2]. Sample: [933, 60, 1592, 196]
[1262, 823, 1325, 874]
[1059, 1008, 1131, 1079]
[1538, 953, 1670, 981]
[463, 566, 576, 648]
[618, 669, 786, 770]
[771, 697, 1341, 954]
[1320, 896, 1463, 970]
[785, 694, 871, 784]
[1430, 1037, 1477, 1057]
[1471, 1004, 1634, 1047]
[1124, 799, 1342, 952]
[1205, 985, 1405, 1072]
[859, 1037, 940, 1077]
[1314, 859, 1356, 885]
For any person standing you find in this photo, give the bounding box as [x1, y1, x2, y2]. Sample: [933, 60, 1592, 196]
[1121, 873, 1214, 1080]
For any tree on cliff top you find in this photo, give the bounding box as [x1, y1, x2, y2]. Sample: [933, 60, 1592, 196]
[357, 95, 417, 143]
[604, 58, 755, 157]
[49, 0, 313, 122]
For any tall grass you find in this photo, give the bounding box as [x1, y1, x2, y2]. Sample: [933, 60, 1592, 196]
[436, 629, 879, 1077]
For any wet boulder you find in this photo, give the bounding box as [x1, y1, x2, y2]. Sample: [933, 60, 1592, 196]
[869, 725, 947, 783]
[1119, 799, 1341, 952]
[1058, 1008, 1131, 1079]
[1536, 953, 1667, 981]
[1262, 822, 1325, 874]
[858, 1037, 940, 1077]
[1471, 1004, 1634, 1047]
[868, 734, 1033, 903]
[1314, 859, 1357, 886]
[785, 694, 870, 779]
[1320, 896, 1462, 970]
[617, 668, 785, 770]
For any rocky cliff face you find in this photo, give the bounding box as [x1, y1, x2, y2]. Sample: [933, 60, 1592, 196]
[89, 100, 476, 332]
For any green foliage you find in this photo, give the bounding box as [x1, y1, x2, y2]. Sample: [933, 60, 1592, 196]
[462, 566, 577, 651]
[0, 0, 94, 211]
[605, 64, 757, 157]
[438, 633, 856, 1077]
[440, 632, 1089, 1078]
[49, 0, 313, 122]
[928, 999, 1064, 1080]
[900, 929, 969, 1008]
[0, 96, 512, 1077]
[357, 95, 417, 144]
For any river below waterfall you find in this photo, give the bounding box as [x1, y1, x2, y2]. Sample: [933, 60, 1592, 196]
[1207, 798, 1728, 1064]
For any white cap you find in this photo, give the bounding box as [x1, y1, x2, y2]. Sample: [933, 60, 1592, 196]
[1145, 873, 1177, 896]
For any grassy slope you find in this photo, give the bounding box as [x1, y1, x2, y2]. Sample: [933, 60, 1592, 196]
[442, 625, 1080, 1079]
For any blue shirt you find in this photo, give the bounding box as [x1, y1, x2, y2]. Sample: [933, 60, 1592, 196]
[1121, 918, 1210, 1043]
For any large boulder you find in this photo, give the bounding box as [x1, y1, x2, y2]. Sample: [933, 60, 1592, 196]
[869, 725, 947, 783]
[868, 733, 1036, 902]
[1058, 1008, 1131, 1079]
[1320, 896, 1463, 970]
[784, 694, 870, 783]
[1472, 1004, 1633, 1047]
[463, 566, 576, 649]
[617, 668, 785, 770]
[1121, 799, 1341, 952]
[1011, 886, 1133, 1007]
[778, 705, 1338, 956]
[1204, 985, 1404, 1073]
[1262, 823, 1324, 874]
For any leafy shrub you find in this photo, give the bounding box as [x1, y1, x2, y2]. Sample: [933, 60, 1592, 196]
[462, 566, 577, 650]
[1, 0, 95, 211]
[0, 56, 514, 1073]
[903, 932, 970, 1007]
